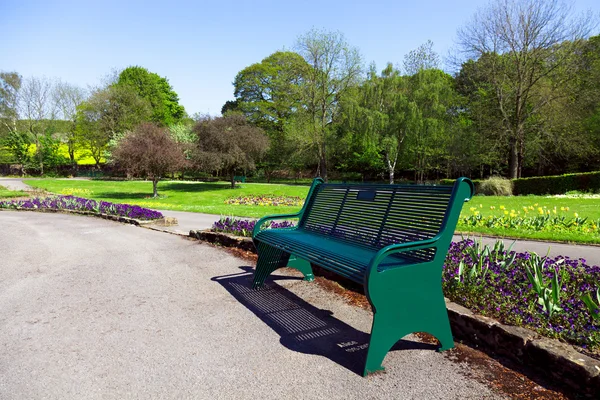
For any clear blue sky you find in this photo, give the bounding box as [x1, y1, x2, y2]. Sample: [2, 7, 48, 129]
[1, 0, 599, 116]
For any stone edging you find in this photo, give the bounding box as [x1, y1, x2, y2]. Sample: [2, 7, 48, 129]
[0, 207, 169, 227]
[190, 228, 600, 396]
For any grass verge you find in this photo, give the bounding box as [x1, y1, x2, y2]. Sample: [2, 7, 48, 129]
[25, 179, 600, 244]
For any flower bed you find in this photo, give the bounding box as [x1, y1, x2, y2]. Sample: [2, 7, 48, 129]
[443, 239, 600, 356]
[212, 217, 295, 237]
[224, 195, 303, 207]
[461, 204, 600, 235]
[0, 196, 163, 220]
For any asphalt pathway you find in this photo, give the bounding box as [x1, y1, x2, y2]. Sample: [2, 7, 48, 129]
[0, 211, 504, 399]
[2, 177, 597, 265]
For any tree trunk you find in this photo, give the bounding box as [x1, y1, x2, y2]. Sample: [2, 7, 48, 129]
[320, 143, 328, 182]
[230, 172, 235, 189]
[152, 179, 159, 197]
[509, 139, 519, 179]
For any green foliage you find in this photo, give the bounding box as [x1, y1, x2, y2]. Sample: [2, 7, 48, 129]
[478, 176, 513, 196]
[523, 251, 564, 318]
[512, 172, 600, 195]
[115, 66, 185, 126]
[581, 286, 600, 322]
[75, 85, 152, 166]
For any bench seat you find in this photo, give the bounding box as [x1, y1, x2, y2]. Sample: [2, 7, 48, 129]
[255, 229, 421, 283]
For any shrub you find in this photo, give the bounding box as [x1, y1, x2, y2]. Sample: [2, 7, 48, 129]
[478, 176, 513, 196]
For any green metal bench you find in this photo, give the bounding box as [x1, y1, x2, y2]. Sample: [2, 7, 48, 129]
[252, 177, 474, 376]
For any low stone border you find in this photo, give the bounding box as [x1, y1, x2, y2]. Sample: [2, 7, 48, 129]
[0, 207, 172, 227]
[190, 228, 600, 396]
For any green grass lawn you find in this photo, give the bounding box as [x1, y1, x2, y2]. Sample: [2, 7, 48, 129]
[25, 179, 310, 218]
[24, 179, 600, 244]
[0, 185, 25, 199]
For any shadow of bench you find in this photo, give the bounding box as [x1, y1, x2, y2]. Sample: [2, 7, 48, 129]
[212, 267, 437, 375]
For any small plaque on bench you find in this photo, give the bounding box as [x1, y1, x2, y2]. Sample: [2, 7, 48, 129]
[356, 190, 376, 201]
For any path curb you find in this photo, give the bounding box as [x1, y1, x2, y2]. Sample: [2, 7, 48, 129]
[0, 207, 166, 227]
[189, 228, 600, 397]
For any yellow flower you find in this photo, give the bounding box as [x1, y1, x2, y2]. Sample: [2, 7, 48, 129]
[500, 205, 505, 210]
[552, 208, 557, 214]
[574, 212, 579, 218]
[470, 207, 476, 212]
[504, 210, 509, 215]
[560, 207, 565, 211]
[479, 204, 483, 208]
[510, 212, 517, 218]
[490, 206, 496, 210]
[566, 207, 570, 211]
[534, 203, 538, 207]
[538, 207, 544, 215]
[474, 210, 480, 215]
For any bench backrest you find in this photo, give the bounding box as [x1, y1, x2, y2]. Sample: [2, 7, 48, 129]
[298, 179, 473, 260]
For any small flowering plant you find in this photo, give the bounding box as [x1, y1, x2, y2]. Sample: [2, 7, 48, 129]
[443, 239, 600, 355]
[461, 203, 599, 236]
[224, 195, 303, 207]
[212, 217, 295, 237]
[0, 196, 164, 220]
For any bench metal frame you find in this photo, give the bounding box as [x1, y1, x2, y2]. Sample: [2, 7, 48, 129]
[252, 177, 474, 376]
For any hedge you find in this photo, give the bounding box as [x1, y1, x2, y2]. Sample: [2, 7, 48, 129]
[512, 171, 600, 195]
[441, 171, 600, 196]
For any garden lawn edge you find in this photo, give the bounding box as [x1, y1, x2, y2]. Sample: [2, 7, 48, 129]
[189, 228, 600, 397]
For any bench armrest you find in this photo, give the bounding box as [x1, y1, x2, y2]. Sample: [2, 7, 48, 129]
[252, 213, 302, 238]
[366, 236, 441, 276]
[252, 177, 325, 239]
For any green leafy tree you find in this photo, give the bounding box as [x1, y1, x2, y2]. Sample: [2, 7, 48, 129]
[115, 66, 185, 126]
[0, 71, 21, 138]
[456, 0, 596, 178]
[402, 69, 458, 183]
[53, 81, 87, 167]
[232, 51, 309, 179]
[76, 86, 152, 167]
[295, 29, 363, 181]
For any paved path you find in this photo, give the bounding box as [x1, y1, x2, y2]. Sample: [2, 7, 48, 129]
[0, 211, 504, 399]
[2, 177, 598, 266]
[0, 177, 39, 191]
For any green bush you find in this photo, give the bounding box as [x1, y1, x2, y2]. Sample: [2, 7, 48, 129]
[478, 176, 513, 196]
[512, 171, 600, 195]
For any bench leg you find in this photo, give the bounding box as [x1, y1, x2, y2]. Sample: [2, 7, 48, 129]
[252, 243, 290, 289]
[364, 311, 403, 376]
[287, 255, 314, 282]
[363, 288, 454, 376]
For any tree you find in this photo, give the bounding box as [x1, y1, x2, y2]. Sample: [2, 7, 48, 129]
[112, 122, 186, 197]
[0, 71, 22, 137]
[337, 63, 406, 183]
[115, 66, 185, 126]
[18, 76, 56, 174]
[76, 85, 151, 167]
[53, 81, 87, 167]
[191, 114, 269, 188]
[404, 69, 459, 182]
[403, 40, 440, 75]
[295, 29, 363, 181]
[232, 51, 309, 178]
[456, 0, 596, 178]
